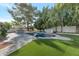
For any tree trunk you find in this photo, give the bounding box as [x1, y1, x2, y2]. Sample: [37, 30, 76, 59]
[42, 29, 45, 32]
[76, 25, 79, 33]
[27, 22, 29, 31]
[61, 25, 63, 32]
[31, 23, 34, 31]
[61, 17, 63, 33]
[55, 26, 57, 32]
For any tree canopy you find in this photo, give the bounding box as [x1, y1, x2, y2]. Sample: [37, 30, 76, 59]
[8, 3, 79, 32]
[8, 3, 37, 30]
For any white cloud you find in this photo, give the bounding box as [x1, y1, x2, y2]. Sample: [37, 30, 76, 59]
[0, 3, 13, 9]
[0, 17, 13, 22]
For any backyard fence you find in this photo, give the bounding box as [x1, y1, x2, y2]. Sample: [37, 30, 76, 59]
[45, 26, 76, 33]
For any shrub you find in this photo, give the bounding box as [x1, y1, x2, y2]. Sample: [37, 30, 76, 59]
[0, 25, 7, 40]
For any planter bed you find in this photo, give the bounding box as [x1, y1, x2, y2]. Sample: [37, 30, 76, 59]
[0, 42, 10, 49]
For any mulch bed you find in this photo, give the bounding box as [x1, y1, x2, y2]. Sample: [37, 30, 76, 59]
[0, 42, 10, 49]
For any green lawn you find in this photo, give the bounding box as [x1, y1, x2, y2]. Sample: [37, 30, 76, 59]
[9, 35, 79, 56]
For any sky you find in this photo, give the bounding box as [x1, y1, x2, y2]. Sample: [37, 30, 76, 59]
[0, 3, 54, 22]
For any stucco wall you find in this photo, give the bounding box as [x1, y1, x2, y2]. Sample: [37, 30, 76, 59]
[62, 26, 76, 32]
[45, 26, 76, 33]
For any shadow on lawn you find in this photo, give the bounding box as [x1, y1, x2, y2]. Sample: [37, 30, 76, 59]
[34, 39, 65, 53]
[60, 40, 79, 48]
[59, 34, 79, 48]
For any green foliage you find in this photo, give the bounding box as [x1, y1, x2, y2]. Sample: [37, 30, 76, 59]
[8, 3, 37, 31]
[48, 3, 79, 32]
[53, 3, 79, 26]
[8, 3, 79, 32]
[34, 7, 52, 31]
[0, 26, 7, 38]
[0, 22, 11, 40]
[3, 22, 12, 30]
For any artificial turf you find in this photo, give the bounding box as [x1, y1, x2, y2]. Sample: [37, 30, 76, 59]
[9, 34, 79, 56]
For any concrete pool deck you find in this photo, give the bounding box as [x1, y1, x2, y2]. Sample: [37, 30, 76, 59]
[36, 35, 71, 40]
